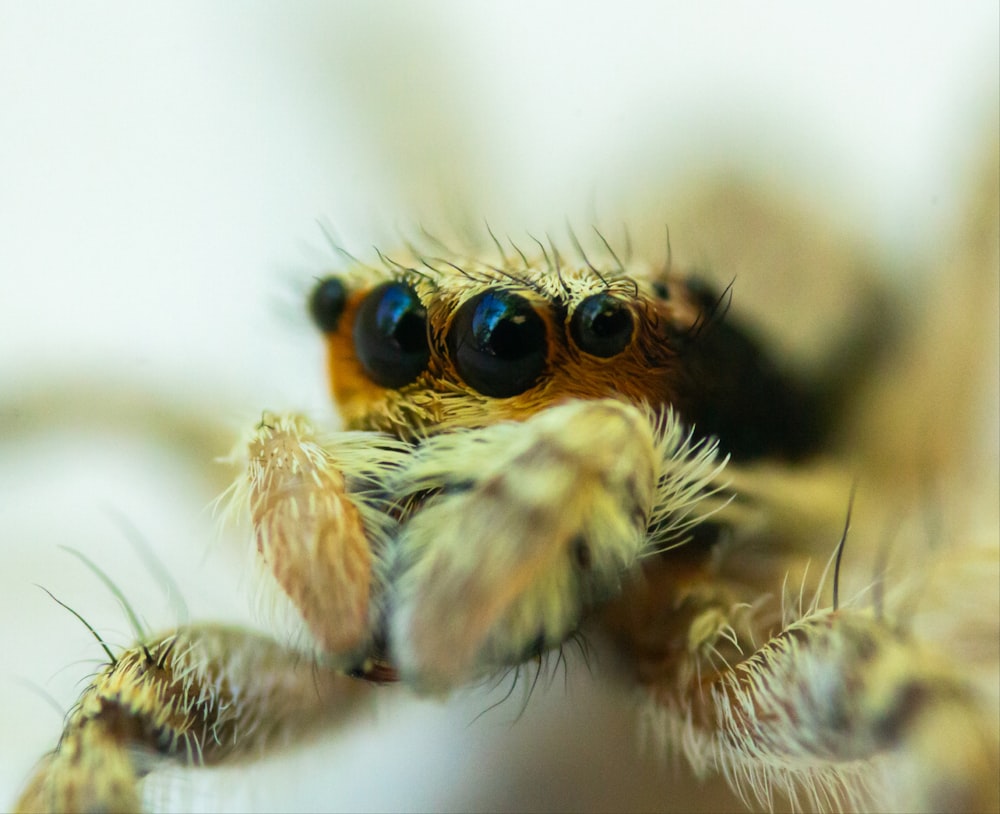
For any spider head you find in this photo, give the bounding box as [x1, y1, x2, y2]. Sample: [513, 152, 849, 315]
[308, 249, 704, 438]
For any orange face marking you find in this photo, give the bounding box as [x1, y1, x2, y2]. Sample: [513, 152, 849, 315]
[323, 288, 398, 429]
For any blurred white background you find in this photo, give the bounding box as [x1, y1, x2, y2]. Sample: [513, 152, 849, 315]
[1, 2, 997, 811]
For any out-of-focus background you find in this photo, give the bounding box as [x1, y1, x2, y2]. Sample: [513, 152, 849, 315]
[1, 3, 997, 811]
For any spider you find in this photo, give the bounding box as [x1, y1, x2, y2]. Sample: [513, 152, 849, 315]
[12, 210, 999, 812]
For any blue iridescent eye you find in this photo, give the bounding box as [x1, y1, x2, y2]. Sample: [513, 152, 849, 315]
[352, 281, 429, 388]
[570, 293, 634, 358]
[447, 290, 547, 398]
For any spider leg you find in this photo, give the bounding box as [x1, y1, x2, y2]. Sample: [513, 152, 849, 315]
[609, 563, 999, 813]
[713, 609, 998, 813]
[14, 624, 368, 814]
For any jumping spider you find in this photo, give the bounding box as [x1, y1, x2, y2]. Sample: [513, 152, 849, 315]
[14, 237, 999, 813]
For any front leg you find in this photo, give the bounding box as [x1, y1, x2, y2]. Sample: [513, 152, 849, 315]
[707, 610, 999, 814]
[17, 415, 409, 813]
[616, 575, 1000, 814]
[388, 399, 725, 692]
[15, 625, 368, 814]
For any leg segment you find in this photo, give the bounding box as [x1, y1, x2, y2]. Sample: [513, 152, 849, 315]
[706, 609, 999, 813]
[612, 572, 999, 813]
[15, 625, 368, 814]
[226, 413, 410, 665]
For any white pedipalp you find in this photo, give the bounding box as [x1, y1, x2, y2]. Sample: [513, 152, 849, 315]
[384, 399, 728, 691]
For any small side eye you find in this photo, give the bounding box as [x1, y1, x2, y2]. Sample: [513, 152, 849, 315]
[447, 290, 547, 398]
[570, 293, 634, 358]
[309, 277, 347, 332]
[353, 281, 430, 388]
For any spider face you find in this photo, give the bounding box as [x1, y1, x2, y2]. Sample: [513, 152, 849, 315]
[308, 252, 707, 439]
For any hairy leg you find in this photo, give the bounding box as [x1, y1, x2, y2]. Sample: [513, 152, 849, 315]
[15, 624, 368, 814]
[609, 559, 999, 813]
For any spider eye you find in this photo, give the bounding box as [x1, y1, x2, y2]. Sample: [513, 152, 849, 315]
[447, 290, 547, 398]
[570, 293, 634, 358]
[353, 281, 430, 388]
[309, 277, 348, 332]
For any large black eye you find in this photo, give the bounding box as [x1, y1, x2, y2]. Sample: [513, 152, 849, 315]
[570, 293, 634, 358]
[353, 281, 429, 388]
[447, 290, 547, 398]
[309, 277, 347, 332]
